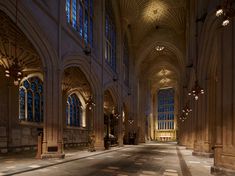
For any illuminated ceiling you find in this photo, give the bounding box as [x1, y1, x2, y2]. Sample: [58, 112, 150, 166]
[62, 67, 91, 99]
[0, 11, 41, 73]
[119, 0, 186, 91]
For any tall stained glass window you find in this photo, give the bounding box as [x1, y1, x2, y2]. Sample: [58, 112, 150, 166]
[66, 93, 82, 127]
[65, 0, 93, 46]
[19, 77, 43, 123]
[105, 0, 116, 71]
[157, 88, 174, 130]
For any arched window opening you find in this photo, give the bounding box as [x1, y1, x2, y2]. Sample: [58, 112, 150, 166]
[19, 77, 43, 123]
[66, 93, 82, 127]
[123, 34, 129, 86]
[157, 88, 174, 130]
[65, 0, 93, 46]
[105, 0, 116, 71]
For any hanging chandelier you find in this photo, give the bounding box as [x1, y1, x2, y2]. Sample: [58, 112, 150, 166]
[5, 0, 23, 86]
[155, 45, 164, 51]
[112, 107, 120, 119]
[215, 0, 235, 26]
[83, 45, 95, 110]
[179, 113, 187, 122]
[5, 59, 23, 86]
[128, 119, 134, 125]
[86, 95, 96, 110]
[188, 80, 204, 100]
[182, 102, 192, 116]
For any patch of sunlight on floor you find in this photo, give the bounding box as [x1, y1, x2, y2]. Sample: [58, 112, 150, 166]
[188, 161, 200, 164]
[86, 157, 95, 160]
[28, 165, 40, 168]
[6, 166, 16, 169]
[165, 169, 177, 173]
[142, 170, 156, 175]
[163, 172, 178, 176]
[105, 155, 114, 158]
[4, 160, 15, 164]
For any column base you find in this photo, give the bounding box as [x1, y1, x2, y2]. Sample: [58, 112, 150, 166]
[192, 151, 214, 158]
[95, 140, 105, 151]
[41, 152, 65, 159]
[211, 166, 235, 176]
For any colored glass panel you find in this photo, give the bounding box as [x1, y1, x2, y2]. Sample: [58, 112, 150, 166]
[27, 91, 33, 121]
[19, 88, 25, 120]
[66, 0, 70, 23]
[157, 88, 174, 130]
[34, 93, 40, 122]
[72, 0, 77, 29]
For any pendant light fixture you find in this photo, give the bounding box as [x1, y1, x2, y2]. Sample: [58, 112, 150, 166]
[182, 101, 192, 116]
[83, 46, 96, 110]
[215, 0, 235, 27]
[5, 0, 23, 86]
[188, 17, 205, 101]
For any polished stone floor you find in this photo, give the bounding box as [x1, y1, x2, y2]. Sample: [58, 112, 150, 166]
[0, 142, 214, 176]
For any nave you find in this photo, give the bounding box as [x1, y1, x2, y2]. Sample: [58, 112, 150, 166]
[0, 143, 213, 176]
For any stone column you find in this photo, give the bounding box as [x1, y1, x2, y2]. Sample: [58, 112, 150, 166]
[41, 68, 64, 159]
[212, 22, 235, 175]
[94, 93, 104, 149]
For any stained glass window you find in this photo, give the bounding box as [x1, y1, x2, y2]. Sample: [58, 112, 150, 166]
[34, 93, 40, 122]
[66, 0, 70, 23]
[66, 93, 82, 127]
[72, 0, 77, 29]
[19, 77, 43, 123]
[66, 0, 93, 46]
[19, 88, 25, 120]
[105, 1, 116, 71]
[157, 88, 174, 130]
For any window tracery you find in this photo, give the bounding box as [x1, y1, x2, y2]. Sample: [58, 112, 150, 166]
[66, 93, 82, 127]
[157, 88, 174, 130]
[19, 77, 43, 123]
[66, 0, 93, 46]
[105, 0, 116, 71]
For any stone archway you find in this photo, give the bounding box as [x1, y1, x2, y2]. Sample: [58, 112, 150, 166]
[62, 66, 95, 151]
[0, 9, 52, 155]
[103, 89, 119, 149]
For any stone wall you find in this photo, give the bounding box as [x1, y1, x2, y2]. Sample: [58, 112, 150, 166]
[63, 128, 89, 148]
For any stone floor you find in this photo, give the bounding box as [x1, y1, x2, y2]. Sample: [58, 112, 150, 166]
[0, 142, 214, 176]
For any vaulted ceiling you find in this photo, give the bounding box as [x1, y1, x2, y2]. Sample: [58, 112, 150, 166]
[0, 11, 41, 73]
[119, 0, 186, 91]
[62, 67, 92, 99]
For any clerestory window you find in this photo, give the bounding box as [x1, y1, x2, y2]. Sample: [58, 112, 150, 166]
[66, 0, 93, 46]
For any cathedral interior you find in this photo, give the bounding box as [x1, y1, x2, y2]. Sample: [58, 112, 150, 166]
[0, 0, 235, 176]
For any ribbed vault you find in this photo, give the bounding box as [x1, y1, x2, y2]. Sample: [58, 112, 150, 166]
[62, 67, 92, 100]
[0, 10, 41, 73]
[119, 0, 186, 92]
